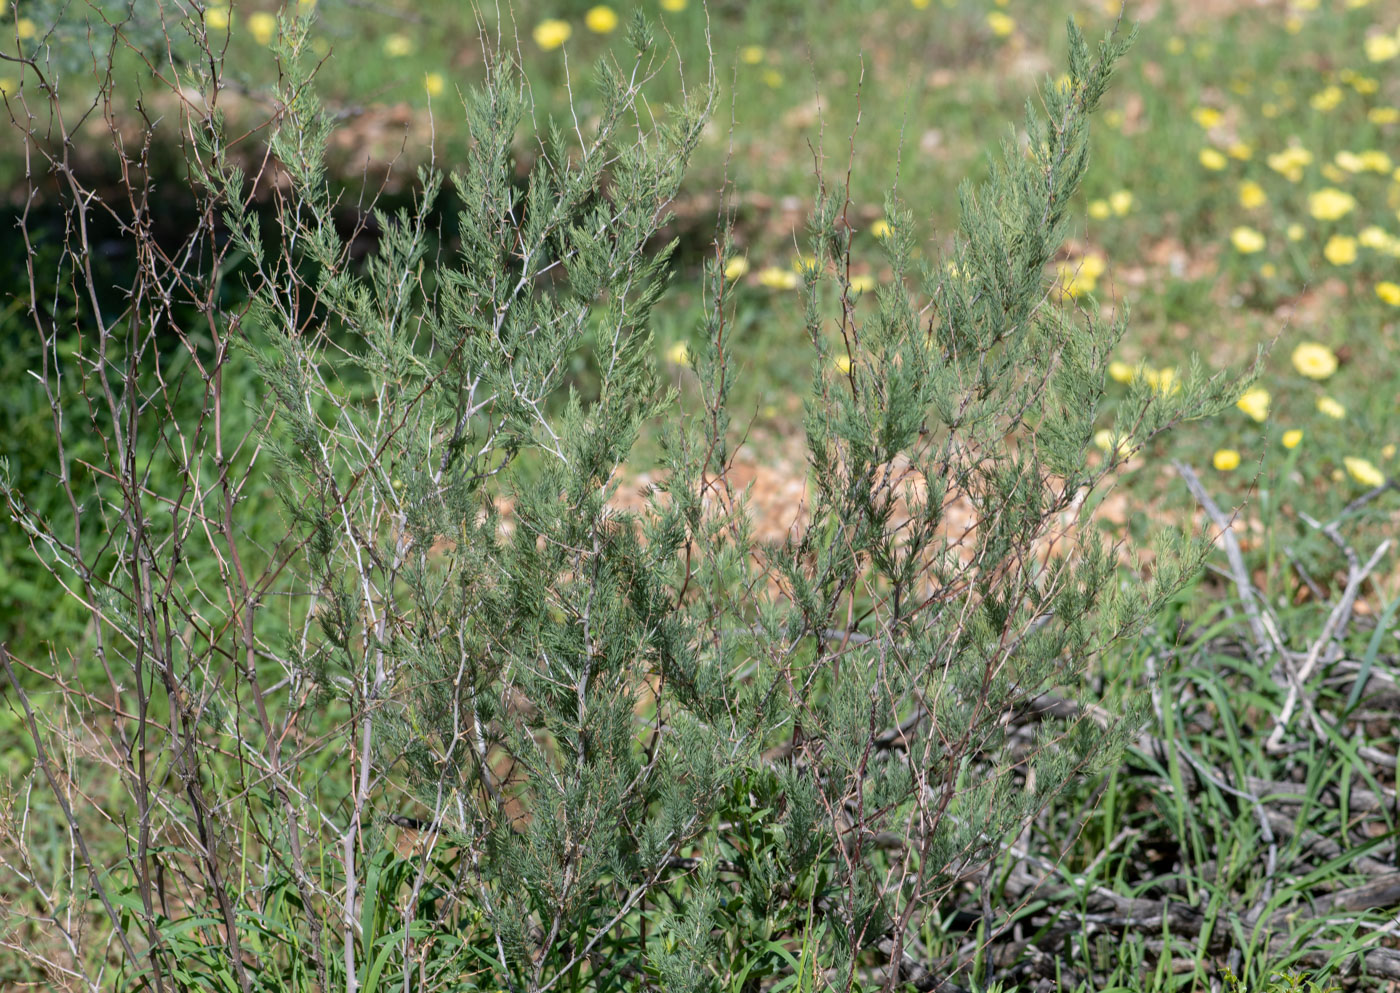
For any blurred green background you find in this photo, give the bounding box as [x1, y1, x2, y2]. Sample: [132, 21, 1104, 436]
[3, 0, 1399, 647]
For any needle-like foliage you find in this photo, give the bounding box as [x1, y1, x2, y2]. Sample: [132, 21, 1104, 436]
[0, 8, 1253, 993]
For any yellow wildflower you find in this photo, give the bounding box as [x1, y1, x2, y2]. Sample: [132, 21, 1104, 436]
[1317, 396, 1346, 419]
[740, 45, 765, 65]
[1344, 456, 1386, 487]
[1236, 387, 1270, 422]
[1088, 199, 1112, 220]
[1231, 226, 1266, 253]
[1383, 443, 1397, 459]
[660, 0, 687, 9]
[986, 12, 1015, 37]
[723, 257, 750, 281]
[1359, 226, 1391, 250]
[383, 34, 414, 57]
[1227, 142, 1253, 161]
[1359, 149, 1393, 173]
[1368, 107, 1400, 124]
[0, 76, 16, 97]
[666, 341, 691, 365]
[1167, 37, 1186, 55]
[1335, 150, 1366, 173]
[1108, 360, 1135, 384]
[1199, 148, 1228, 171]
[1192, 107, 1223, 129]
[1365, 33, 1400, 62]
[585, 6, 619, 32]
[1109, 190, 1134, 216]
[1310, 85, 1344, 112]
[1079, 253, 1107, 279]
[16, 17, 35, 40]
[870, 219, 892, 239]
[1260, 262, 1277, 278]
[1292, 342, 1338, 379]
[1238, 181, 1267, 209]
[1321, 163, 1347, 184]
[424, 72, 446, 97]
[1282, 429, 1304, 449]
[248, 11, 276, 45]
[1143, 366, 1181, 395]
[533, 19, 572, 50]
[834, 354, 853, 375]
[757, 267, 799, 290]
[1308, 187, 1356, 221]
[792, 255, 819, 276]
[761, 69, 783, 88]
[1058, 268, 1095, 300]
[1376, 281, 1400, 305]
[1286, 223, 1305, 241]
[1094, 429, 1131, 458]
[206, 7, 230, 29]
[1213, 449, 1241, 471]
[1323, 234, 1357, 265]
[1267, 146, 1313, 182]
[849, 275, 876, 294]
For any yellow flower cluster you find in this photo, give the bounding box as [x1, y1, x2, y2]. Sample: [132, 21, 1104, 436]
[1344, 456, 1386, 487]
[1365, 32, 1400, 63]
[985, 12, 1015, 37]
[1291, 342, 1337, 380]
[1192, 106, 1224, 129]
[1308, 187, 1357, 220]
[1056, 253, 1106, 299]
[1267, 146, 1313, 182]
[757, 267, 799, 290]
[1213, 448, 1241, 472]
[1236, 387, 1270, 421]
[1323, 234, 1357, 266]
[585, 6, 619, 33]
[1231, 227, 1265, 254]
[1334, 149, 1392, 173]
[1088, 191, 1134, 219]
[530, 5, 622, 45]
[1200, 148, 1228, 171]
[1310, 85, 1344, 112]
[1094, 430, 1133, 459]
[248, 11, 276, 45]
[1317, 396, 1346, 419]
[1107, 359, 1179, 395]
[1238, 181, 1267, 209]
[384, 34, 414, 57]
[533, 19, 572, 50]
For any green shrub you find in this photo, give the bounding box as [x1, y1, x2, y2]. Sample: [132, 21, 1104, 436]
[1, 8, 1249, 992]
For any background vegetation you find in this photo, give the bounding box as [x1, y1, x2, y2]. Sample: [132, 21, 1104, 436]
[1, 1, 1397, 991]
